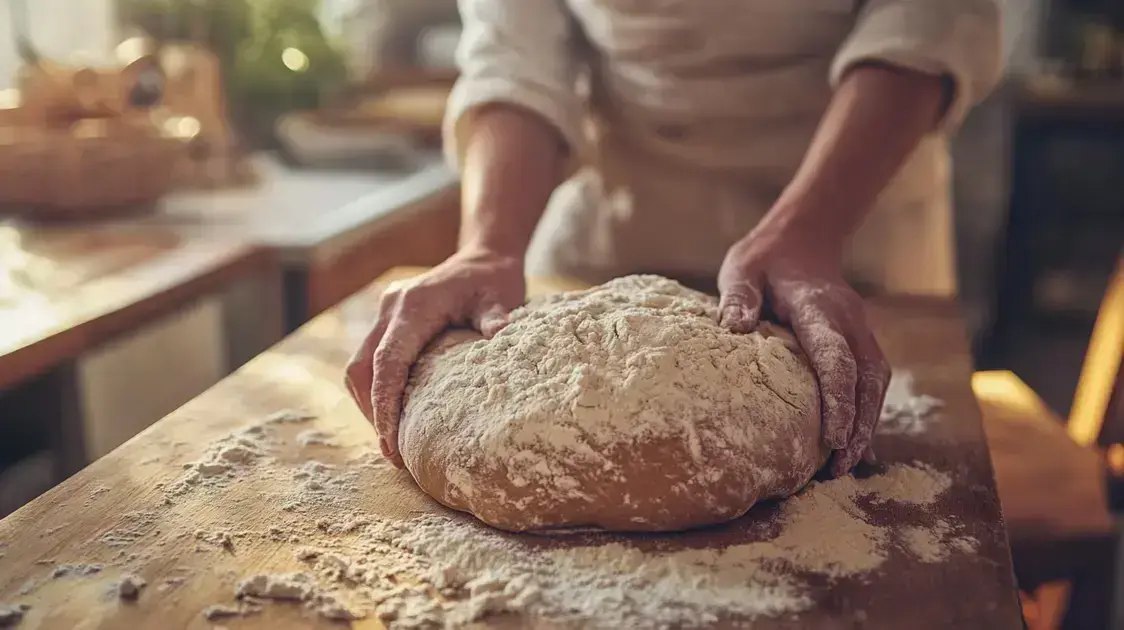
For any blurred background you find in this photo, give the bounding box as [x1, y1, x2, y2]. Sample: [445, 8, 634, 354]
[0, 0, 463, 501]
[0, 0, 1119, 627]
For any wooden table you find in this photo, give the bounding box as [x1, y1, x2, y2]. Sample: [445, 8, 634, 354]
[0, 224, 274, 391]
[0, 154, 457, 514]
[0, 269, 1024, 629]
[0, 222, 279, 496]
[0, 153, 457, 388]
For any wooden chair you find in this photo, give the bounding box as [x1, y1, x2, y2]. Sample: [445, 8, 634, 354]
[974, 257, 1124, 630]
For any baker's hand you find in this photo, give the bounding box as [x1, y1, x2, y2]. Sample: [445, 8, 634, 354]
[717, 224, 890, 477]
[345, 248, 525, 467]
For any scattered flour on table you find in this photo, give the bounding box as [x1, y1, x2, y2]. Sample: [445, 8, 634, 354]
[163, 409, 318, 498]
[265, 410, 318, 424]
[859, 462, 951, 505]
[878, 370, 944, 436]
[296, 430, 336, 447]
[194, 529, 234, 550]
[126, 408, 977, 628]
[900, 521, 979, 563]
[204, 461, 975, 629]
[17, 562, 111, 598]
[291, 461, 360, 499]
[7, 407, 974, 629]
[202, 601, 262, 620]
[235, 571, 364, 621]
[51, 563, 103, 579]
[83, 486, 111, 507]
[160, 410, 364, 516]
[116, 574, 147, 600]
[165, 428, 268, 496]
[158, 576, 187, 592]
[0, 604, 28, 628]
[341, 464, 964, 629]
[100, 511, 160, 547]
[41, 526, 65, 538]
[236, 572, 316, 600]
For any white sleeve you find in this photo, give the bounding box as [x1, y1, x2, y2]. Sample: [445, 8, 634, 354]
[830, 0, 1003, 131]
[443, 0, 583, 171]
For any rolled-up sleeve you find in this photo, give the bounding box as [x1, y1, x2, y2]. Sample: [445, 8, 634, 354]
[830, 0, 1003, 131]
[443, 0, 583, 171]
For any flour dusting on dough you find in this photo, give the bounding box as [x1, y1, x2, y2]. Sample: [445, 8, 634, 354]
[402, 275, 824, 532]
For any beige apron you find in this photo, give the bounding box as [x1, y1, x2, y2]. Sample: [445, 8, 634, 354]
[524, 0, 958, 297]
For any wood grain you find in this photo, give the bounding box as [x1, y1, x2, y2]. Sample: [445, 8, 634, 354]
[0, 222, 274, 389]
[0, 268, 1023, 629]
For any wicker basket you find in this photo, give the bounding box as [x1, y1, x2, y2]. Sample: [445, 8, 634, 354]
[0, 115, 185, 221]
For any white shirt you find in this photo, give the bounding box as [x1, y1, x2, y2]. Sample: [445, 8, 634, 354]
[441, 0, 1003, 296]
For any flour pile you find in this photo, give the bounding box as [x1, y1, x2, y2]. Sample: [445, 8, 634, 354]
[161, 408, 356, 512]
[116, 574, 146, 600]
[900, 521, 980, 564]
[878, 370, 945, 436]
[165, 424, 272, 497]
[216, 459, 975, 629]
[0, 604, 28, 628]
[3, 375, 971, 630]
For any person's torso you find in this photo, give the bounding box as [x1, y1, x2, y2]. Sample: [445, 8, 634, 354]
[528, 0, 955, 295]
[567, 0, 859, 175]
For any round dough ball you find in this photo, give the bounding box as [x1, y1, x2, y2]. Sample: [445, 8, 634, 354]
[400, 275, 825, 533]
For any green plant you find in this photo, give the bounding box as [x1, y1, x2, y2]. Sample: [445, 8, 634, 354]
[118, 0, 253, 64]
[118, 0, 350, 144]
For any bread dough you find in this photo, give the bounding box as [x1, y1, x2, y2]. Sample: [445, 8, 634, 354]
[400, 276, 825, 533]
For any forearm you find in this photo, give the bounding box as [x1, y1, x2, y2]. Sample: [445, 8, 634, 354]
[459, 105, 568, 258]
[767, 64, 947, 245]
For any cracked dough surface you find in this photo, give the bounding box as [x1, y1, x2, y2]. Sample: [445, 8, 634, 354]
[401, 276, 826, 533]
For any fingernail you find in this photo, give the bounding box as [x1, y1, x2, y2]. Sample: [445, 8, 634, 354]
[720, 306, 743, 329]
[480, 315, 507, 338]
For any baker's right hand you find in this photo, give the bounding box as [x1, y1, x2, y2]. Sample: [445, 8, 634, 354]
[345, 247, 526, 467]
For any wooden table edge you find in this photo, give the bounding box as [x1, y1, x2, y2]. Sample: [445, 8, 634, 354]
[0, 241, 276, 390]
[266, 165, 459, 266]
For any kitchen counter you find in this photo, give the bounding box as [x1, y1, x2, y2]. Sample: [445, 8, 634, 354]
[136, 155, 460, 331]
[0, 153, 457, 389]
[0, 222, 279, 493]
[0, 155, 456, 518]
[0, 225, 273, 392]
[0, 268, 1023, 629]
[150, 155, 455, 264]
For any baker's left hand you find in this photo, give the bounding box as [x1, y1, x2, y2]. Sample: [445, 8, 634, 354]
[717, 220, 890, 477]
